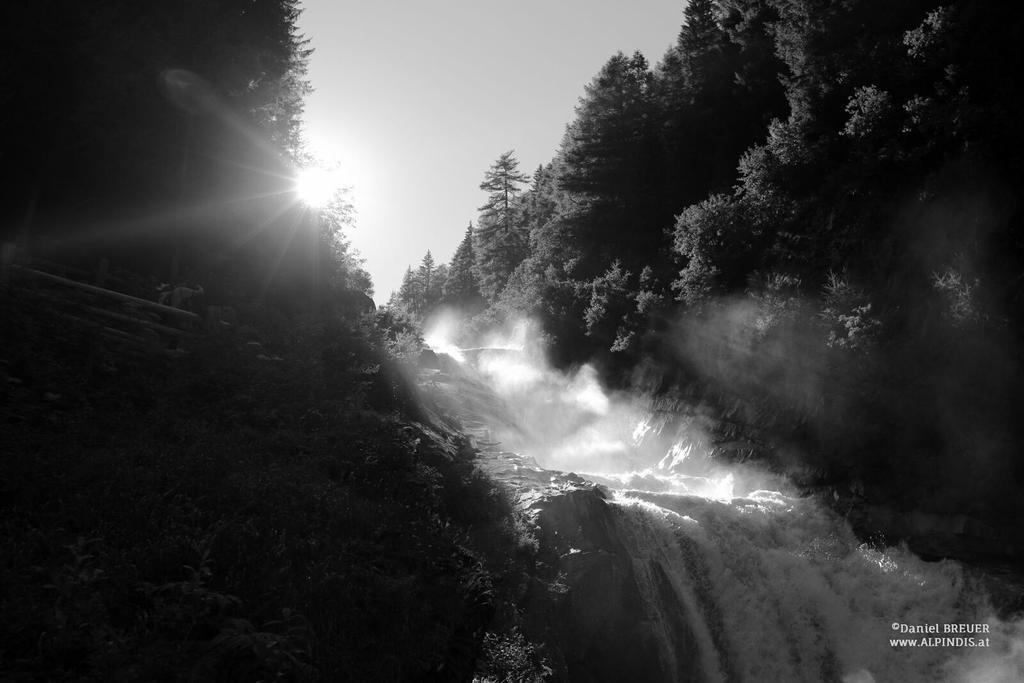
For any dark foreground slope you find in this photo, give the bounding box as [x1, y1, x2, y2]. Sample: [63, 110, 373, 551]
[0, 290, 542, 681]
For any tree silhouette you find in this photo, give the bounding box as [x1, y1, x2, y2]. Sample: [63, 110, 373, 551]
[474, 151, 530, 301]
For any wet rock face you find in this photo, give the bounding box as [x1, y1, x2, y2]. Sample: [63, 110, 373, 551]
[524, 488, 703, 683]
[847, 503, 1018, 565]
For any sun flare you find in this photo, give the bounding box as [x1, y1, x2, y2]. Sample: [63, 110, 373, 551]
[294, 166, 342, 207]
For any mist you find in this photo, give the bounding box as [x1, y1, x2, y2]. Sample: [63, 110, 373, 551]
[423, 311, 790, 500]
[419, 309, 1024, 683]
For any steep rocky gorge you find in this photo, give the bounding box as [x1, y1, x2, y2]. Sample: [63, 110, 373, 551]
[418, 344, 1024, 682]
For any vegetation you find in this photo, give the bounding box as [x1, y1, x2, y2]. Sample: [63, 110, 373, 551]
[0, 1, 547, 680]
[4, 0, 1024, 677]
[390, 1, 1024, 534]
[0, 0, 348, 307]
[0, 293, 545, 680]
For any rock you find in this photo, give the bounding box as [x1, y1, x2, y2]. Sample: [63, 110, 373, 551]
[849, 504, 1019, 562]
[520, 488, 705, 682]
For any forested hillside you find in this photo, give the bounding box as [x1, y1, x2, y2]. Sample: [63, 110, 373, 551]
[390, 0, 1024, 541]
[0, 0, 373, 310]
[0, 2, 544, 680]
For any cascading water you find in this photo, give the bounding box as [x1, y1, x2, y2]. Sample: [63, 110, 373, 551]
[422, 320, 1024, 682]
[609, 491, 1024, 682]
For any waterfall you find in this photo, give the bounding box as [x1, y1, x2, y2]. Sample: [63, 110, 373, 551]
[421, 321, 1024, 682]
[608, 489, 1024, 682]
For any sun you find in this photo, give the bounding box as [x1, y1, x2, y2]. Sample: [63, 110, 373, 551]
[294, 166, 342, 207]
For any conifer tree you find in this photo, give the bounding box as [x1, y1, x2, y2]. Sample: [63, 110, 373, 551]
[418, 250, 436, 301]
[474, 152, 530, 301]
[391, 266, 423, 315]
[417, 250, 447, 310]
[389, 252, 449, 318]
[443, 224, 485, 311]
[551, 51, 664, 279]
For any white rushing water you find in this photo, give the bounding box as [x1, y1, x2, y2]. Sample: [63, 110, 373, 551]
[423, 318, 1024, 682]
[611, 491, 1024, 682]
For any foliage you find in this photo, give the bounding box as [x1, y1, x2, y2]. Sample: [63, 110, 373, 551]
[474, 152, 531, 302]
[374, 303, 425, 362]
[820, 272, 881, 351]
[388, 250, 450, 323]
[0, 291, 538, 680]
[584, 261, 639, 353]
[0, 0, 328, 326]
[310, 191, 374, 299]
[475, 629, 551, 683]
[444, 225, 487, 313]
[404, 0, 1024, 526]
[672, 194, 766, 305]
[556, 51, 662, 275]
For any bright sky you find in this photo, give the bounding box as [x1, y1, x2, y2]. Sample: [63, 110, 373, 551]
[297, 1, 684, 302]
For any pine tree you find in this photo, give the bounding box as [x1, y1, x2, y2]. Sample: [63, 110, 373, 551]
[678, 0, 724, 89]
[430, 263, 449, 307]
[474, 151, 530, 301]
[555, 51, 664, 276]
[390, 266, 421, 314]
[655, 0, 750, 208]
[443, 224, 485, 311]
[417, 250, 447, 311]
[389, 252, 450, 318]
[418, 250, 436, 301]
